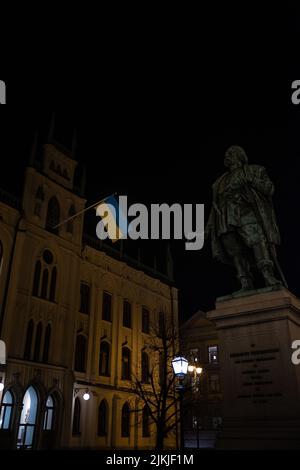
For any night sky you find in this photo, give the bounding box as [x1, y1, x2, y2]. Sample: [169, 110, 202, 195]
[1, 18, 300, 323]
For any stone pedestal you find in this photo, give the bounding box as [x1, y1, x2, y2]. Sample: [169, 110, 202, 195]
[207, 288, 300, 449]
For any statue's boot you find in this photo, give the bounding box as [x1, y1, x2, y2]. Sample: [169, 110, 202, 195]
[253, 242, 281, 287]
[234, 256, 254, 292]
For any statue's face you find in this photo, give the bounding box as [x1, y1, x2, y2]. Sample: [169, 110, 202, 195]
[224, 149, 242, 169]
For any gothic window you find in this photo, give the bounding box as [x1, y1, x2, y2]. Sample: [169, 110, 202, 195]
[72, 398, 81, 435]
[32, 261, 41, 296]
[24, 320, 34, 360]
[41, 269, 49, 299]
[34, 186, 45, 217]
[42, 324, 51, 363]
[97, 400, 108, 437]
[43, 395, 55, 431]
[46, 197, 60, 235]
[99, 341, 110, 377]
[74, 335, 87, 373]
[32, 251, 57, 302]
[33, 322, 43, 362]
[122, 347, 131, 380]
[17, 386, 38, 449]
[0, 390, 14, 430]
[121, 402, 130, 438]
[49, 267, 57, 302]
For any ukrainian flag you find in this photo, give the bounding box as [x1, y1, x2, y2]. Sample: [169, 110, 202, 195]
[96, 195, 128, 242]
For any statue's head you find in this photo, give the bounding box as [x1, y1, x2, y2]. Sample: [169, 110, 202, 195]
[224, 145, 248, 168]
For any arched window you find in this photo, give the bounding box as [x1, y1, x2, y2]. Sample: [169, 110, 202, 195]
[0, 390, 14, 430]
[99, 341, 110, 377]
[46, 197, 60, 235]
[74, 335, 87, 372]
[67, 205, 76, 234]
[41, 269, 49, 299]
[17, 386, 38, 449]
[24, 320, 34, 360]
[141, 351, 150, 384]
[32, 261, 41, 296]
[72, 398, 81, 435]
[49, 267, 57, 302]
[33, 322, 43, 362]
[32, 251, 57, 302]
[122, 347, 131, 380]
[98, 400, 108, 437]
[42, 324, 51, 363]
[142, 405, 150, 438]
[121, 402, 130, 438]
[34, 186, 45, 217]
[43, 395, 55, 431]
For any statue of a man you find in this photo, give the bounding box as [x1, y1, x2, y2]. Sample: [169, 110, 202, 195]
[205, 145, 284, 292]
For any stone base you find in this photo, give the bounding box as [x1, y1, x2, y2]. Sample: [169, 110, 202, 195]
[207, 288, 300, 450]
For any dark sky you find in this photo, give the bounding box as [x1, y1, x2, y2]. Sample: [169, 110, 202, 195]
[1, 14, 300, 322]
[1, 107, 300, 324]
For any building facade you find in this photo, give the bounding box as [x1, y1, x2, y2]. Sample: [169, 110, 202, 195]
[0, 140, 178, 449]
[181, 311, 223, 449]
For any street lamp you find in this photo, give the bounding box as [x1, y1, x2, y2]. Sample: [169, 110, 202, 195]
[172, 355, 189, 450]
[172, 356, 188, 379]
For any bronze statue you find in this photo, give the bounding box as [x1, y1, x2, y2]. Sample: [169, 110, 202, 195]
[205, 145, 287, 293]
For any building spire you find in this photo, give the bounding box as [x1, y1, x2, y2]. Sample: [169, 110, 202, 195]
[48, 112, 56, 142]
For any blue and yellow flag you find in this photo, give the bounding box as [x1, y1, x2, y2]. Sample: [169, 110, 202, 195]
[96, 195, 128, 242]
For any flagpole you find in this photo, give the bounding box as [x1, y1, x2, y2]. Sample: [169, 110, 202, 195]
[52, 193, 117, 230]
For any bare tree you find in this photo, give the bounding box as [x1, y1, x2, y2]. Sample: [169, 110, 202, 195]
[131, 313, 181, 450]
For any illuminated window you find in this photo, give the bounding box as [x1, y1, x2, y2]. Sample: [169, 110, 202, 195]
[208, 345, 219, 364]
[43, 396, 54, 431]
[0, 390, 13, 430]
[17, 386, 38, 449]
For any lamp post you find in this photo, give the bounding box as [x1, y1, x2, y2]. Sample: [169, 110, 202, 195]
[172, 356, 188, 450]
